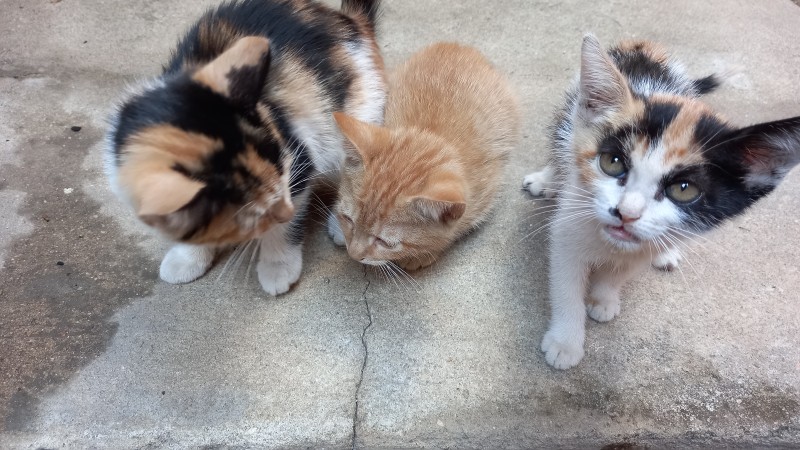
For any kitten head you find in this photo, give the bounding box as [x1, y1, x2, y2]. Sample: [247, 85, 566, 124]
[332, 113, 466, 267]
[570, 35, 800, 251]
[108, 37, 295, 245]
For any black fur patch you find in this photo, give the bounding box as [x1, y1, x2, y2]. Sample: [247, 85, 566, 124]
[226, 51, 271, 110]
[607, 47, 677, 97]
[643, 100, 681, 141]
[598, 125, 636, 160]
[341, 0, 381, 25]
[167, 0, 359, 110]
[113, 75, 242, 161]
[669, 114, 800, 230]
[692, 75, 720, 95]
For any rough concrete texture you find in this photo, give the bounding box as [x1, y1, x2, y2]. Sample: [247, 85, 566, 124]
[1, 0, 799, 448]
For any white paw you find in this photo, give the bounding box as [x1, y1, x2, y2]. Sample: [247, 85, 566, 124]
[522, 169, 556, 198]
[159, 244, 215, 284]
[541, 329, 585, 370]
[257, 247, 302, 295]
[587, 300, 620, 323]
[327, 212, 346, 247]
[653, 248, 682, 271]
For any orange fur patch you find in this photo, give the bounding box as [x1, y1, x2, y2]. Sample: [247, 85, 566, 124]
[616, 40, 669, 64]
[192, 36, 270, 97]
[336, 43, 520, 269]
[657, 96, 719, 166]
[117, 125, 222, 216]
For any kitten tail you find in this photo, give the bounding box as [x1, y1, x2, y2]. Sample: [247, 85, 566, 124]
[341, 0, 381, 25]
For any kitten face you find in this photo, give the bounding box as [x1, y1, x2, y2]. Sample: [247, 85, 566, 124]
[569, 37, 800, 252]
[333, 113, 466, 267]
[110, 37, 296, 245]
[575, 98, 717, 251]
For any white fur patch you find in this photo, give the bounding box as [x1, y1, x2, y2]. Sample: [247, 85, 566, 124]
[344, 40, 387, 126]
[159, 243, 216, 284]
[653, 247, 683, 271]
[256, 223, 303, 295]
[327, 211, 346, 246]
[522, 165, 556, 198]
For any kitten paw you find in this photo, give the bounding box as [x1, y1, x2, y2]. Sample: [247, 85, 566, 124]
[653, 249, 682, 271]
[257, 247, 302, 295]
[587, 301, 620, 322]
[396, 255, 437, 271]
[159, 244, 215, 284]
[541, 329, 585, 370]
[522, 170, 556, 198]
[327, 212, 346, 247]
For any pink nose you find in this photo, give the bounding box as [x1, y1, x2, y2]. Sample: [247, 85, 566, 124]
[610, 207, 640, 223]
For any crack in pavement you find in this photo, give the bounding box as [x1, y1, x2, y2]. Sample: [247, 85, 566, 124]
[351, 265, 372, 450]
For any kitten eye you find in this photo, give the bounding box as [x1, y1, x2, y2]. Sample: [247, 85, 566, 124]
[599, 153, 627, 178]
[339, 213, 354, 227]
[665, 181, 702, 204]
[374, 237, 396, 249]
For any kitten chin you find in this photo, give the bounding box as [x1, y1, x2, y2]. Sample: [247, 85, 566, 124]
[525, 34, 800, 370]
[333, 42, 521, 271]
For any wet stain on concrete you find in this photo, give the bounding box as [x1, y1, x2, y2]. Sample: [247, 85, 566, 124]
[0, 92, 156, 431]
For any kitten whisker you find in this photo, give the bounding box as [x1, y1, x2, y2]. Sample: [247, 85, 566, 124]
[244, 239, 260, 285]
[216, 243, 246, 283]
[518, 211, 595, 244]
[661, 233, 701, 277]
[388, 261, 421, 292]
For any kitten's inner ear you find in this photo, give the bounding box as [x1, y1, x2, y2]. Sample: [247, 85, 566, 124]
[193, 36, 271, 108]
[728, 117, 800, 190]
[333, 112, 387, 166]
[136, 170, 205, 217]
[579, 34, 632, 121]
[411, 182, 466, 224]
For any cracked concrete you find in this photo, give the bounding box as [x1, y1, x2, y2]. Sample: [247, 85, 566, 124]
[2, 0, 800, 448]
[351, 268, 373, 450]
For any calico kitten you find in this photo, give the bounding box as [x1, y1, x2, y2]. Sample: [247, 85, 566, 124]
[106, 0, 386, 295]
[331, 43, 520, 271]
[523, 35, 800, 369]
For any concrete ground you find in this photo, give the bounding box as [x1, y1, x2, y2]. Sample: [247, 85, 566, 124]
[1, 0, 800, 448]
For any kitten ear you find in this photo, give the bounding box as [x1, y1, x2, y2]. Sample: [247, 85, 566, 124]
[411, 183, 466, 224]
[135, 170, 205, 217]
[333, 112, 385, 165]
[193, 36, 271, 108]
[728, 117, 800, 191]
[579, 34, 632, 121]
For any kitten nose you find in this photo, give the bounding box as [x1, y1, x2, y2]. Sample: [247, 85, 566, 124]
[610, 207, 640, 223]
[614, 192, 645, 223]
[272, 198, 295, 223]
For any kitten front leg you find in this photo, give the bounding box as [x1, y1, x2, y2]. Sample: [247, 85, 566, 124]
[652, 247, 682, 271]
[327, 211, 346, 247]
[159, 243, 216, 284]
[586, 262, 644, 323]
[541, 235, 590, 369]
[256, 222, 303, 295]
[522, 164, 557, 198]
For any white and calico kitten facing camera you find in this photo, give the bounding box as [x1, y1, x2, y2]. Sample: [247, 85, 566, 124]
[523, 35, 800, 369]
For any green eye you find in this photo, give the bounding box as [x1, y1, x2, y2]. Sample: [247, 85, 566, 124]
[666, 182, 701, 204]
[599, 153, 627, 178]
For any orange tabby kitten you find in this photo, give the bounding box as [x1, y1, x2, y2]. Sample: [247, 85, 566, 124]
[331, 42, 520, 271]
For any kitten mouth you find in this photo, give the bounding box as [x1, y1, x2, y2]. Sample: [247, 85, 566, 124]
[604, 225, 640, 243]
